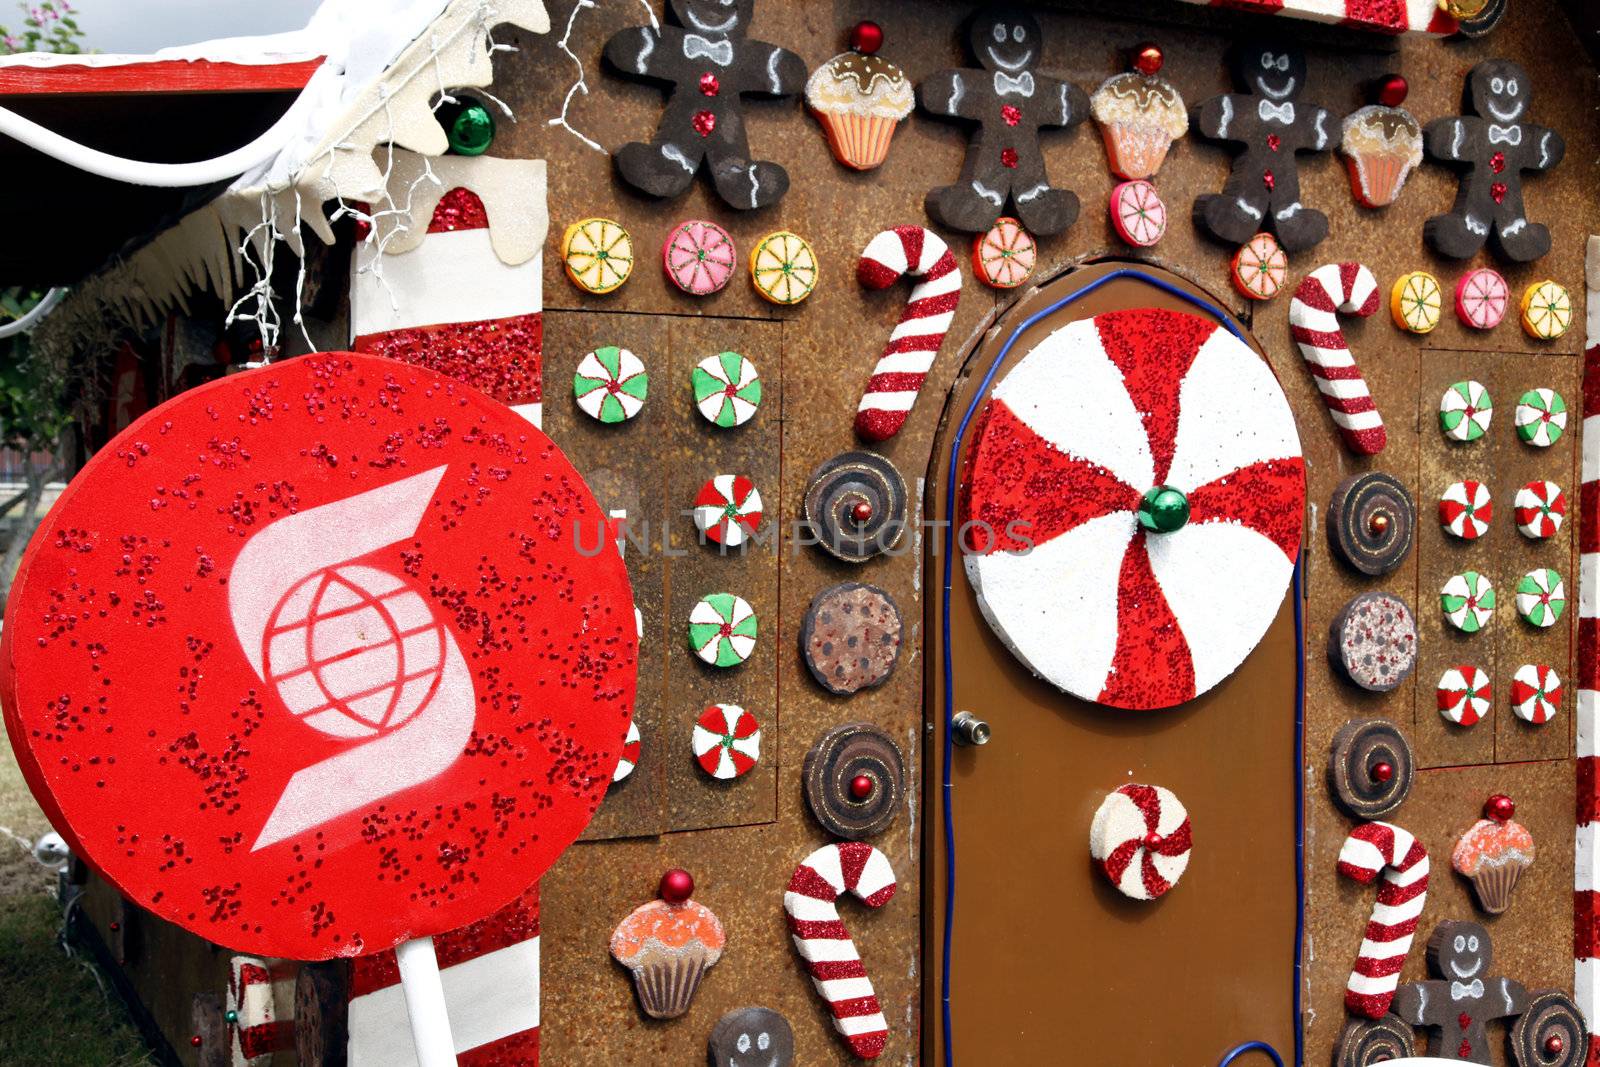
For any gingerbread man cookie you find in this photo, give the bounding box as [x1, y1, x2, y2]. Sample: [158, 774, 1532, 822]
[1424, 60, 1564, 263]
[1393, 920, 1528, 1064]
[1193, 44, 1335, 252]
[604, 0, 806, 210]
[918, 8, 1088, 235]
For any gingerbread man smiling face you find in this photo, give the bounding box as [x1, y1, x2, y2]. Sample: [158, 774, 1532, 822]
[1393, 920, 1528, 1064]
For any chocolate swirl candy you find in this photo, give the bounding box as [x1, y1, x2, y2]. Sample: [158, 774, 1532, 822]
[1328, 472, 1414, 576]
[802, 450, 907, 563]
[1511, 990, 1587, 1067]
[802, 723, 905, 840]
[1328, 718, 1415, 820]
[1335, 1015, 1416, 1067]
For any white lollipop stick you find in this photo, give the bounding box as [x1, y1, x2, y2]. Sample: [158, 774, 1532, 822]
[396, 936, 459, 1067]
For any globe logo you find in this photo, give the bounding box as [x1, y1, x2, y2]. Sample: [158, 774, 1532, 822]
[262, 563, 446, 740]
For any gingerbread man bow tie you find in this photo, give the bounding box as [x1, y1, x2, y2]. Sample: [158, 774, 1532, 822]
[1258, 100, 1296, 125]
[1451, 978, 1485, 1000]
[993, 71, 1035, 97]
[1488, 125, 1523, 147]
[684, 34, 733, 66]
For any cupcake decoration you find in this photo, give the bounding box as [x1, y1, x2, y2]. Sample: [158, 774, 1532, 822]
[805, 21, 914, 171]
[1340, 75, 1424, 209]
[1090, 43, 1187, 181]
[610, 870, 725, 1019]
[1452, 795, 1534, 915]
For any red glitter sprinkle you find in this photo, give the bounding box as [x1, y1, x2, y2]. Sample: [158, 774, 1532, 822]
[1490, 151, 1506, 174]
[1267, 133, 1281, 152]
[1000, 148, 1019, 169]
[1491, 182, 1507, 204]
[692, 110, 717, 137]
[1001, 104, 1021, 127]
[427, 187, 489, 233]
[699, 71, 719, 96]
[354, 313, 542, 408]
[1263, 170, 1276, 191]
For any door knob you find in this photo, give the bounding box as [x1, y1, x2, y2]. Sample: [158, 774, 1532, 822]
[952, 712, 991, 747]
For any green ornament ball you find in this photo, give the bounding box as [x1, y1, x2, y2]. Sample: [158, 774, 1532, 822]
[443, 100, 495, 156]
[1138, 485, 1189, 534]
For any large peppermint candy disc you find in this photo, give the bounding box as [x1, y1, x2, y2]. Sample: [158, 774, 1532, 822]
[962, 308, 1304, 710]
[0, 354, 637, 960]
[691, 351, 762, 428]
[1516, 387, 1567, 447]
[687, 593, 758, 667]
[1439, 479, 1492, 540]
[691, 704, 761, 779]
[1439, 380, 1492, 442]
[692, 474, 763, 547]
[1437, 665, 1492, 726]
[574, 346, 649, 423]
[1515, 480, 1566, 539]
[612, 719, 642, 784]
[1089, 784, 1192, 901]
[1515, 568, 1566, 628]
[1441, 571, 1495, 633]
[1510, 664, 1561, 724]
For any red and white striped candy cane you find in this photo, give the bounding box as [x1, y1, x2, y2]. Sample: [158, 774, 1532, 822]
[784, 841, 897, 1059]
[1290, 262, 1385, 456]
[1337, 821, 1430, 1019]
[854, 226, 962, 442]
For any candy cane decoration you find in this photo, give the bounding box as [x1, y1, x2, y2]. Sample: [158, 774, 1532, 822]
[1290, 262, 1385, 455]
[854, 226, 962, 442]
[784, 841, 897, 1059]
[1337, 821, 1430, 1019]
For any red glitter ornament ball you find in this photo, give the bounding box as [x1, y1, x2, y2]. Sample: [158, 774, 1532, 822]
[191, 1036, 203, 1048]
[1133, 42, 1163, 76]
[850, 774, 875, 800]
[660, 868, 695, 904]
[1485, 794, 1515, 822]
[1545, 1034, 1565, 1055]
[1371, 762, 1394, 784]
[850, 20, 883, 55]
[1143, 831, 1163, 850]
[1377, 74, 1409, 108]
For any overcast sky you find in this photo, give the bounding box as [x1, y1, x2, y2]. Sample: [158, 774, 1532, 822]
[63, 0, 324, 53]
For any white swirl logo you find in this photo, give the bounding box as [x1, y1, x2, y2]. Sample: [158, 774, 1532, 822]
[228, 466, 474, 851]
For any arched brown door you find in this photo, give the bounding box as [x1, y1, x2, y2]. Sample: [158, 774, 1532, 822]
[922, 261, 1303, 1066]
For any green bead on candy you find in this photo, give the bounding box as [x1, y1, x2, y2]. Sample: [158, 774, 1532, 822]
[1137, 485, 1189, 533]
[441, 99, 495, 156]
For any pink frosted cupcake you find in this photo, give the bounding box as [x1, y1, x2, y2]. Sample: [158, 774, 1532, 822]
[610, 896, 725, 1018]
[1451, 794, 1534, 915]
[1090, 45, 1187, 181]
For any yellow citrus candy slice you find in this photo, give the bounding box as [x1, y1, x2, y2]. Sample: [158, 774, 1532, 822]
[562, 217, 634, 294]
[750, 230, 819, 306]
[1390, 271, 1443, 334]
[1520, 280, 1572, 341]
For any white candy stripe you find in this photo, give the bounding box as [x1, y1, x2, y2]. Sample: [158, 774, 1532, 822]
[836, 1013, 891, 1038]
[1579, 235, 1600, 1032]
[853, 226, 962, 442]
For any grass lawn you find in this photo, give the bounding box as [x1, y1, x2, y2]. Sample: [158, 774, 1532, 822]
[0, 719, 156, 1066]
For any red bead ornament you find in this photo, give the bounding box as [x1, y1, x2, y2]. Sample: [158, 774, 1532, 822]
[1371, 762, 1394, 784]
[1133, 43, 1163, 76]
[1001, 104, 1021, 127]
[1377, 74, 1408, 108]
[1546, 1034, 1565, 1055]
[692, 110, 717, 137]
[850, 775, 875, 800]
[849, 20, 883, 55]
[1369, 512, 1391, 536]
[191, 1036, 203, 1048]
[852, 501, 874, 524]
[660, 868, 695, 904]
[699, 72, 720, 96]
[1485, 794, 1515, 822]
[1143, 830, 1164, 850]
[1001, 148, 1019, 169]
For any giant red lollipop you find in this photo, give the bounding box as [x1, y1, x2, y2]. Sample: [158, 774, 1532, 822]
[1, 352, 637, 961]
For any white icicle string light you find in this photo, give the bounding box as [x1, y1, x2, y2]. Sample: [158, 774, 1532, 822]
[548, 0, 657, 153]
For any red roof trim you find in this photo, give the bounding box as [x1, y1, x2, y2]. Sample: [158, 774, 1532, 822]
[0, 57, 324, 97]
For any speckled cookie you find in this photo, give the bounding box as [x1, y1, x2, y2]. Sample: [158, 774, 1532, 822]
[801, 582, 903, 695]
[1331, 591, 1418, 692]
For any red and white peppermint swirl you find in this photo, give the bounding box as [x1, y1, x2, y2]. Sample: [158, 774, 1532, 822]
[1437, 665, 1491, 726]
[1514, 480, 1565, 540]
[1089, 784, 1192, 901]
[1338, 821, 1430, 1018]
[692, 703, 761, 779]
[1290, 262, 1384, 455]
[1511, 663, 1562, 724]
[961, 308, 1304, 710]
[784, 842, 897, 1059]
[692, 474, 763, 547]
[612, 719, 641, 783]
[1439, 479, 1492, 540]
[854, 226, 962, 442]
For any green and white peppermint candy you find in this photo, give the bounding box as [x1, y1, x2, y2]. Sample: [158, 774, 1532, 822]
[688, 592, 758, 668]
[1439, 380, 1492, 442]
[1515, 568, 1566, 628]
[692, 351, 763, 428]
[1441, 570, 1495, 633]
[1514, 387, 1567, 447]
[574, 346, 649, 423]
